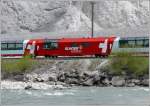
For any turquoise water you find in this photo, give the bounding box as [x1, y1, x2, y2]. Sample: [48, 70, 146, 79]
[1, 87, 150, 106]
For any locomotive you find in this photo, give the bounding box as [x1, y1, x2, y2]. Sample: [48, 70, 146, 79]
[1, 36, 149, 58]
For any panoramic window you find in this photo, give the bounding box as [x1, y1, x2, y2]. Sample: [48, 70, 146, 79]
[119, 37, 149, 48]
[71, 43, 78, 47]
[16, 43, 23, 49]
[144, 39, 149, 47]
[7, 43, 15, 49]
[1, 43, 7, 50]
[81, 42, 90, 47]
[136, 40, 144, 47]
[43, 42, 58, 49]
[128, 40, 135, 47]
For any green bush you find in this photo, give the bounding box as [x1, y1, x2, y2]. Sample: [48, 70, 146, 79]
[1, 57, 37, 75]
[109, 52, 149, 77]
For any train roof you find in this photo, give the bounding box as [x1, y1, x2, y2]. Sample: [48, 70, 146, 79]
[58, 37, 114, 42]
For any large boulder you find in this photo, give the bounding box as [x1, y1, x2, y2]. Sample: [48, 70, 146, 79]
[82, 78, 94, 86]
[111, 76, 125, 87]
[65, 78, 79, 85]
[141, 79, 149, 86]
[13, 74, 25, 81]
[48, 73, 57, 82]
[131, 79, 140, 85]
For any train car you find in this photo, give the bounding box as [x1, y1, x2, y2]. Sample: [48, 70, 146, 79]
[23, 36, 116, 58]
[1, 40, 24, 57]
[112, 37, 149, 56]
[1, 36, 149, 58]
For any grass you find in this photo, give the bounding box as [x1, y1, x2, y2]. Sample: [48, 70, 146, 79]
[1, 56, 38, 75]
[108, 52, 149, 77]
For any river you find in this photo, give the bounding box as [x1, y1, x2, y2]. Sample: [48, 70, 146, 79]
[1, 87, 150, 106]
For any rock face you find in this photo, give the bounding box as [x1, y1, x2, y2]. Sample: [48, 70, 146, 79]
[1, 59, 149, 87]
[111, 76, 125, 87]
[1, 0, 149, 34]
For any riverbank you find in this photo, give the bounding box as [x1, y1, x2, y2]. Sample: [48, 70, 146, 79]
[1, 58, 149, 89]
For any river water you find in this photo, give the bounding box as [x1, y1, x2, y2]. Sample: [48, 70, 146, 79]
[1, 87, 150, 106]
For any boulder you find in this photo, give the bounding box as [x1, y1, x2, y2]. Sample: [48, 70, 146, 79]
[24, 85, 36, 90]
[34, 77, 44, 82]
[82, 78, 94, 86]
[13, 74, 25, 81]
[126, 83, 135, 87]
[57, 73, 66, 82]
[141, 79, 149, 86]
[131, 79, 140, 85]
[111, 76, 125, 87]
[65, 78, 79, 84]
[48, 74, 57, 82]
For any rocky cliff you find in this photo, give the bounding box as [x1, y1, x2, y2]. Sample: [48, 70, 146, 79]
[1, 0, 150, 35]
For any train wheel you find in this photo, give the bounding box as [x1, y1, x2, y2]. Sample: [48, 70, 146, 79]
[45, 55, 49, 58]
[54, 56, 58, 58]
[95, 54, 99, 58]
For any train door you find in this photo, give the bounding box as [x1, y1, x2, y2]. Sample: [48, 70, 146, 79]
[24, 40, 37, 57]
[99, 39, 108, 55]
[30, 41, 36, 57]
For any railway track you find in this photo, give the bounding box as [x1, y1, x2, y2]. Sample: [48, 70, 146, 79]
[1, 54, 148, 60]
[1, 56, 105, 60]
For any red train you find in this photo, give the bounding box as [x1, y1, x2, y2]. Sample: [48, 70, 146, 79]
[24, 36, 116, 58]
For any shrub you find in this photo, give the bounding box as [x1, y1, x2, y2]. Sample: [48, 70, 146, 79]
[109, 52, 149, 77]
[1, 57, 37, 75]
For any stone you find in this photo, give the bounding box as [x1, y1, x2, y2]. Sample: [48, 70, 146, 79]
[24, 85, 34, 90]
[65, 78, 79, 85]
[131, 79, 140, 85]
[141, 79, 149, 86]
[48, 74, 57, 82]
[82, 78, 94, 86]
[58, 73, 66, 82]
[111, 76, 125, 87]
[13, 74, 25, 81]
[34, 77, 44, 82]
[126, 83, 135, 87]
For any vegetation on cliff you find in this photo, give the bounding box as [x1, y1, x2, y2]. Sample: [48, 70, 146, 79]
[1, 56, 37, 76]
[109, 52, 149, 77]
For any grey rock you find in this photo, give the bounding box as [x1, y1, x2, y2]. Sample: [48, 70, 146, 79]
[57, 73, 66, 82]
[126, 83, 135, 87]
[82, 78, 94, 86]
[24, 85, 36, 90]
[34, 77, 44, 82]
[111, 76, 125, 87]
[48, 74, 57, 82]
[141, 79, 149, 86]
[65, 78, 79, 84]
[131, 79, 140, 85]
[13, 74, 25, 81]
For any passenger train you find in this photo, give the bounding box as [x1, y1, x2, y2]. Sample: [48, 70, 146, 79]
[1, 36, 149, 58]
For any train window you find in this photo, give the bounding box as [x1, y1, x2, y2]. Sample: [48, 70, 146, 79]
[120, 40, 135, 48]
[81, 42, 89, 47]
[8, 43, 15, 49]
[1, 43, 7, 50]
[144, 39, 149, 47]
[120, 37, 149, 48]
[16, 43, 23, 49]
[119, 40, 128, 48]
[71, 43, 78, 47]
[43, 42, 58, 49]
[128, 40, 135, 47]
[136, 40, 144, 47]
